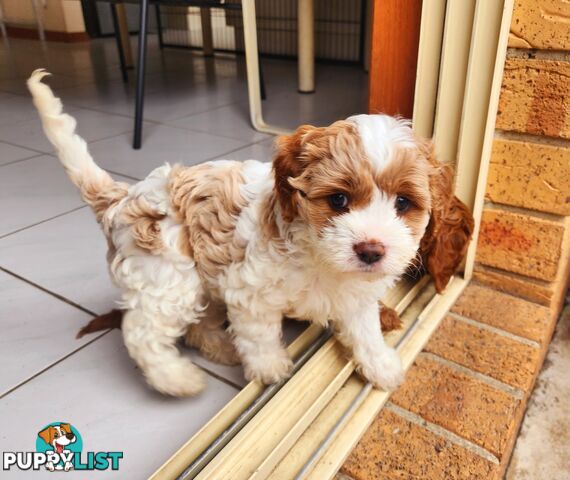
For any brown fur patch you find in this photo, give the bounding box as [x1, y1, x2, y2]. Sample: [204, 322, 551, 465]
[379, 303, 403, 332]
[120, 196, 166, 254]
[259, 193, 281, 242]
[377, 146, 432, 241]
[76, 309, 123, 338]
[273, 121, 376, 234]
[89, 182, 130, 227]
[416, 140, 474, 293]
[169, 162, 247, 289]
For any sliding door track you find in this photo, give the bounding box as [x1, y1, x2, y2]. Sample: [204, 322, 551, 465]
[151, 276, 468, 479]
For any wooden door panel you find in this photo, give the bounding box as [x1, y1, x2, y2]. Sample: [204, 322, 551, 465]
[368, 0, 423, 118]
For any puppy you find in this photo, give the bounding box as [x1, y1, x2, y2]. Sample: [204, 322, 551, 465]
[29, 70, 469, 397]
[37, 423, 76, 471]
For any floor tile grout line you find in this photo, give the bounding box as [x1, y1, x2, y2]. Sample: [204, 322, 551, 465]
[1, 236, 242, 393]
[0, 152, 46, 168]
[0, 266, 98, 317]
[151, 116, 276, 145]
[197, 365, 243, 391]
[0, 106, 82, 131]
[0, 205, 87, 240]
[160, 102, 274, 142]
[64, 95, 241, 128]
[105, 169, 142, 182]
[1, 265, 243, 393]
[385, 402, 501, 465]
[63, 102, 259, 147]
[199, 139, 270, 164]
[6, 115, 159, 153]
[0, 70, 112, 93]
[0, 330, 112, 400]
[169, 97, 250, 120]
[153, 100, 246, 127]
[4, 66, 306, 152]
[0, 78, 170, 99]
[54, 103, 145, 122]
[0, 138, 48, 156]
[448, 312, 541, 348]
[162, 121, 273, 143]
[419, 352, 526, 400]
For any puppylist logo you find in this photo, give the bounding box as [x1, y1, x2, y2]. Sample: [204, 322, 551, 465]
[2, 422, 123, 472]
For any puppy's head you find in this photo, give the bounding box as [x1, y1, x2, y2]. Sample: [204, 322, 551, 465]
[273, 114, 438, 278]
[38, 423, 76, 449]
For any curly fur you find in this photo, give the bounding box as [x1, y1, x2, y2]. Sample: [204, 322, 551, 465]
[29, 70, 470, 397]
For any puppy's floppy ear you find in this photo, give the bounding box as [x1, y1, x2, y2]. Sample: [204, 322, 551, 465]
[38, 426, 55, 445]
[419, 140, 474, 293]
[273, 125, 317, 222]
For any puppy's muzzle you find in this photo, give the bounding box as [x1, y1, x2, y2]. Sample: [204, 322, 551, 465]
[353, 241, 385, 265]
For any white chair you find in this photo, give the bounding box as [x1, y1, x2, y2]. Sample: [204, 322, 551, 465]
[0, 0, 46, 41]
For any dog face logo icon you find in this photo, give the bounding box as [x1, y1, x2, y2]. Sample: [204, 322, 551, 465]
[2, 422, 123, 472]
[36, 422, 82, 472]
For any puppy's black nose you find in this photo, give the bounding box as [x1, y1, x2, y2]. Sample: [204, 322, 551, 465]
[354, 241, 385, 265]
[66, 433, 74, 440]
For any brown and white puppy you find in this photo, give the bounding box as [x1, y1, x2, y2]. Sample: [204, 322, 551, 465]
[38, 423, 76, 471]
[29, 69, 471, 397]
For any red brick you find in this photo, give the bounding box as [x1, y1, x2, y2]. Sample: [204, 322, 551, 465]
[476, 208, 565, 282]
[425, 316, 540, 390]
[508, 0, 570, 50]
[473, 265, 557, 308]
[390, 357, 522, 458]
[341, 409, 499, 480]
[451, 284, 553, 344]
[496, 58, 570, 139]
[486, 138, 570, 216]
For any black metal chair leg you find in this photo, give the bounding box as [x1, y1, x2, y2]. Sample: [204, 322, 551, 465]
[110, 3, 128, 83]
[155, 4, 164, 49]
[133, 0, 150, 150]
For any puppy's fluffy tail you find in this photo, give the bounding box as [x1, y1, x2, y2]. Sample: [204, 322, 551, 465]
[27, 69, 123, 211]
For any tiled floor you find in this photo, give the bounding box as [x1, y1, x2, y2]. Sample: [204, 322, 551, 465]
[0, 36, 367, 477]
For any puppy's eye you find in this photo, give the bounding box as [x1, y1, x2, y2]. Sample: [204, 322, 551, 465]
[395, 196, 411, 213]
[328, 193, 349, 211]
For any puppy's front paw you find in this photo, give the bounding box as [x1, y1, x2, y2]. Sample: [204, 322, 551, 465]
[244, 350, 293, 384]
[358, 348, 404, 391]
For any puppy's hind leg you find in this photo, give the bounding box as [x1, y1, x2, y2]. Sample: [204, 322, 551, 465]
[122, 307, 206, 397]
[185, 300, 241, 366]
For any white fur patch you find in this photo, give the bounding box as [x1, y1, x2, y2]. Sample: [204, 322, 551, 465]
[31, 66, 417, 395]
[347, 114, 415, 171]
[318, 189, 419, 277]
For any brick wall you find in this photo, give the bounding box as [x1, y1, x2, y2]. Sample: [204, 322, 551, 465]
[474, 0, 570, 318]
